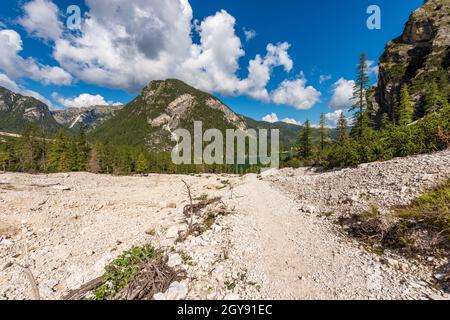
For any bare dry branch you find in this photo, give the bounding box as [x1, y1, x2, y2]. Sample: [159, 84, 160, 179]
[15, 263, 40, 300]
[63, 276, 104, 300]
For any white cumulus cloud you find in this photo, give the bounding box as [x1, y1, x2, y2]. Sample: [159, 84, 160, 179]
[324, 109, 346, 127]
[50, 0, 319, 109]
[0, 29, 72, 85]
[237, 42, 294, 101]
[270, 77, 321, 110]
[19, 0, 62, 42]
[52, 92, 122, 109]
[0, 73, 54, 108]
[262, 113, 279, 123]
[261, 113, 300, 125]
[281, 118, 300, 125]
[3, 0, 322, 110]
[329, 78, 356, 110]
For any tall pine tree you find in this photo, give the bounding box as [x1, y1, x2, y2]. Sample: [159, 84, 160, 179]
[351, 53, 370, 137]
[318, 113, 329, 151]
[336, 112, 349, 144]
[424, 81, 448, 115]
[48, 128, 72, 172]
[20, 124, 44, 172]
[391, 95, 400, 124]
[398, 84, 414, 125]
[298, 120, 312, 159]
[136, 152, 148, 174]
[75, 126, 90, 171]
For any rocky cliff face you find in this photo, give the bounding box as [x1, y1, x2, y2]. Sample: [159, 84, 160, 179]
[0, 86, 61, 134]
[52, 105, 123, 130]
[91, 79, 248, 151]
[374, 0, 449, 120]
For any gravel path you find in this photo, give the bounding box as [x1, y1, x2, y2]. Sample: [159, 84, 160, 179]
[227, 174, 448, 299]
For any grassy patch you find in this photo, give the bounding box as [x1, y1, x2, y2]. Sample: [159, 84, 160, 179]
[224, 281, 236, 291]
[202, 212, 216, 232]
[194, 193, 209, 201]
[340, 181, 450, 291]
[89, 245, 160, 300]
[179, 251, 194, 266]
[395, 181, 450, 241]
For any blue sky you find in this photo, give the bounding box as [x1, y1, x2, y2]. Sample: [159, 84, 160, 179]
[0, 0, 423, 126]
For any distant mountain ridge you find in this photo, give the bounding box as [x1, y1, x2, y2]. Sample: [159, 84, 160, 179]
[90, 79, 251, 151]
[0, 82, 306, 149]
[0, 86, 61, 134]
[52, 105, 124, 130]
[89, 79, 321, 151]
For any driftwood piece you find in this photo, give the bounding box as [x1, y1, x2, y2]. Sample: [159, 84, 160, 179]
[118, 257, 182, 300]
[63, 276, 104, 300]
[63, 257, 183, 300]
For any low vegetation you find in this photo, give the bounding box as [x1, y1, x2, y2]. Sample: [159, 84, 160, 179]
[0, 125, 262, 175]
[282, 52, 449, 170]
[339, 180, 450, 291]
[72, 245, 182, 300]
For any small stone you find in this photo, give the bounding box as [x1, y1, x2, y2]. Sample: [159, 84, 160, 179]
[400, 263, 409, 273]
[52, 185, 71, 191]
[382, 257, 399, 268]
[153, 293, 167, 300]
[94, 253, 113, 273]
[168, 254, 182, 268]
[260, 168, 278, 177]
[165, 281, 188, 300]
[166, 225, 181, 239]
[1, 261, 13, 271]
[434, 273, 446, 281]
[1, 237, 14, 245]
[40, 279, 59, 297]
[206, 183, 225, 190]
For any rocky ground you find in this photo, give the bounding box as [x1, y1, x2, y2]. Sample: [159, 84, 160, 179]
[0, 149, 449, 300]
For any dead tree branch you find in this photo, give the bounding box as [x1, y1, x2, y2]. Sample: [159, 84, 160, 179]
[15, 263, 40, 300]
[63, 276, 104, 300]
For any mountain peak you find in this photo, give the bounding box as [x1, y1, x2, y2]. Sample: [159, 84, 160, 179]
[374, 0, 449, 122]
[91, 79, 247, 150]
[0, 86, 60, 134]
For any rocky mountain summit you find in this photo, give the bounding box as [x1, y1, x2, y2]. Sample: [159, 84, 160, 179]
[52, 105, 123, 130]
[0, 86, 60, 134]
[0, 85, 124, 134]
[91, 79, 249, 150]
[374, 0, 449, 120]
[0, 80, 303, 148]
